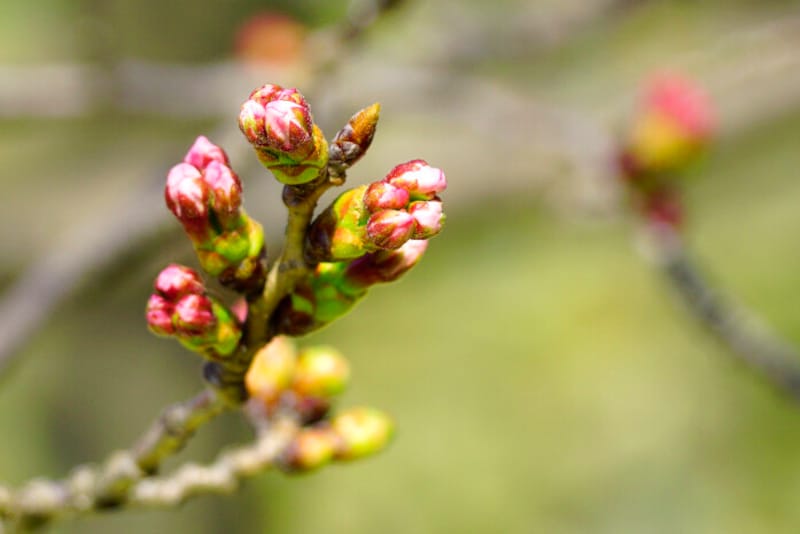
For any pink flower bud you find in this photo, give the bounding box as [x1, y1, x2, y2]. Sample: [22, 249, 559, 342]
[645, 75, 714, 143]
[345, 239, 428, 286]
[239, 99, 269, 146]
[165, 163, 209, 222]
[365, 210, 415, 250]
[146, 294, 175, 336]
[263, 98, 313, 153]
[203, 160, 242, 227]
[384, 160, 447, 200]
[249, 83, 284, 105]
[238, 84, 314, 155]
[407, 200, 444, 239]
[173, 294, 216, 335]
[364, 182, 410, 212]
[183, 135, 229, 170]
[154, 264, 205, 300]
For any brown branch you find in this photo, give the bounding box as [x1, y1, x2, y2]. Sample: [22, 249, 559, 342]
[646, 223, 800, 403]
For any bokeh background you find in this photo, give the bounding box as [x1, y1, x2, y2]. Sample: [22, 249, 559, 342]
[2, 0, 800, 532]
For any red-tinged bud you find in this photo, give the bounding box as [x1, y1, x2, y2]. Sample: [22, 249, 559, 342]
[624, 74, 715, 177]
[165, 163, 209, 221]
[329, 103, 381, 171]
[331, 407, 394, 461]
[407, 199, 444, 239]
[280, 426, 338, 473]
[146, 294, 175, 336]
[364, 181, 410, 212]
[154, 264, 205, 300]
[245, 336, 297, 405]
[184, 135, 229, 170]
[239, 84, 313, 155]
[365, 209, 415, 250]
[646, 75, 714, 142]
[203, 161, 243, 229]
[240, 84, 328, 185]
[385, 159, 447, 200]
[292, 346, 350, 399]
[344, 239, 428, 287]
[173, 294, 216, 336]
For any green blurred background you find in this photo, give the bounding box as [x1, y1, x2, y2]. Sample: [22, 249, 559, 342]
[2, 1, 800, 532]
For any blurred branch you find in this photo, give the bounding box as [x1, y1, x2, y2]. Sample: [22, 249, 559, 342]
[0, 388, 229, 529]
[0, 395, 298, 531]
[646, 224, 800, 403]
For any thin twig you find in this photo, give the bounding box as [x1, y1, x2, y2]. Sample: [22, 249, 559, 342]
[0, 388, 227, 529]
[646, 223, 800, 402]
[130, 412, 298, 508]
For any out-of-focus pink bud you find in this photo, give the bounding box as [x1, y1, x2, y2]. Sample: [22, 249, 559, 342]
[154, 264, 205, 300]
[364, 182, 410, 212]
[385, 160, 447, 200]
[345, 239, 428, 287]
[146, 294, 175, 336]
[173, 294, 216, 335]
[646, 75, 714, 142]
[407, 199, 444, 239]
[183, 135, 229, 170]
[365, 210, 415, 250]
[165, 163, 209, 224]
[234, 12, 307, 67]
[623, 74, 715, 176]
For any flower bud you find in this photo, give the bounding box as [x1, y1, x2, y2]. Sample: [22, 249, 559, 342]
[239, 84, 327, 185]
[331, 407, 394, 461]
[407, 199, 444, 239]
[184, 135, 229, 170]
[203, 161, 243, 230]
[344, 239, 428, 287]
[364, 181, 410, 212]
[165, 163, 210, 240]
[365, 210, 415, 250]
[624, 74, 715, 177]
[245, 336, 297, 405]
[329, 103, 380, 170]
[154, 264, 205, 300]
[292, 346, 350, 399]
[280, 426, 338, 472]
[173, 294, 216, 337]
[385, 160, 447, 200]
[146, 264, 242, 357]
[305, 185, 370, 262]
[146, 294, 175, 336]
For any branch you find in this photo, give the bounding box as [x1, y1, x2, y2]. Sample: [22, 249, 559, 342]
[646, 223, 800, 402]
[130, 412, 298, 508]
[0, 388, 228, 530]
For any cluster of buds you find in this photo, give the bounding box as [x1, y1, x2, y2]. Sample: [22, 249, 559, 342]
[618, 74, 716, 227]
[306, 159, 446, 262]
[276, 240, 428, 335]
[165, 136, 266, 292]
[238, 84, 329, 185]
[146, 264, 242, 358]
[245, 337, 393, 471]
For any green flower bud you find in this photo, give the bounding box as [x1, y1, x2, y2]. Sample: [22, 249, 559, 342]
[293, 346, 350, 398]
[331, 407, 394, 461]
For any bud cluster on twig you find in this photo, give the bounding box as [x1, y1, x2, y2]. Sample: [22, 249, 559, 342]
[245, 337, 393, 472]
[616, 73, 800, 405]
